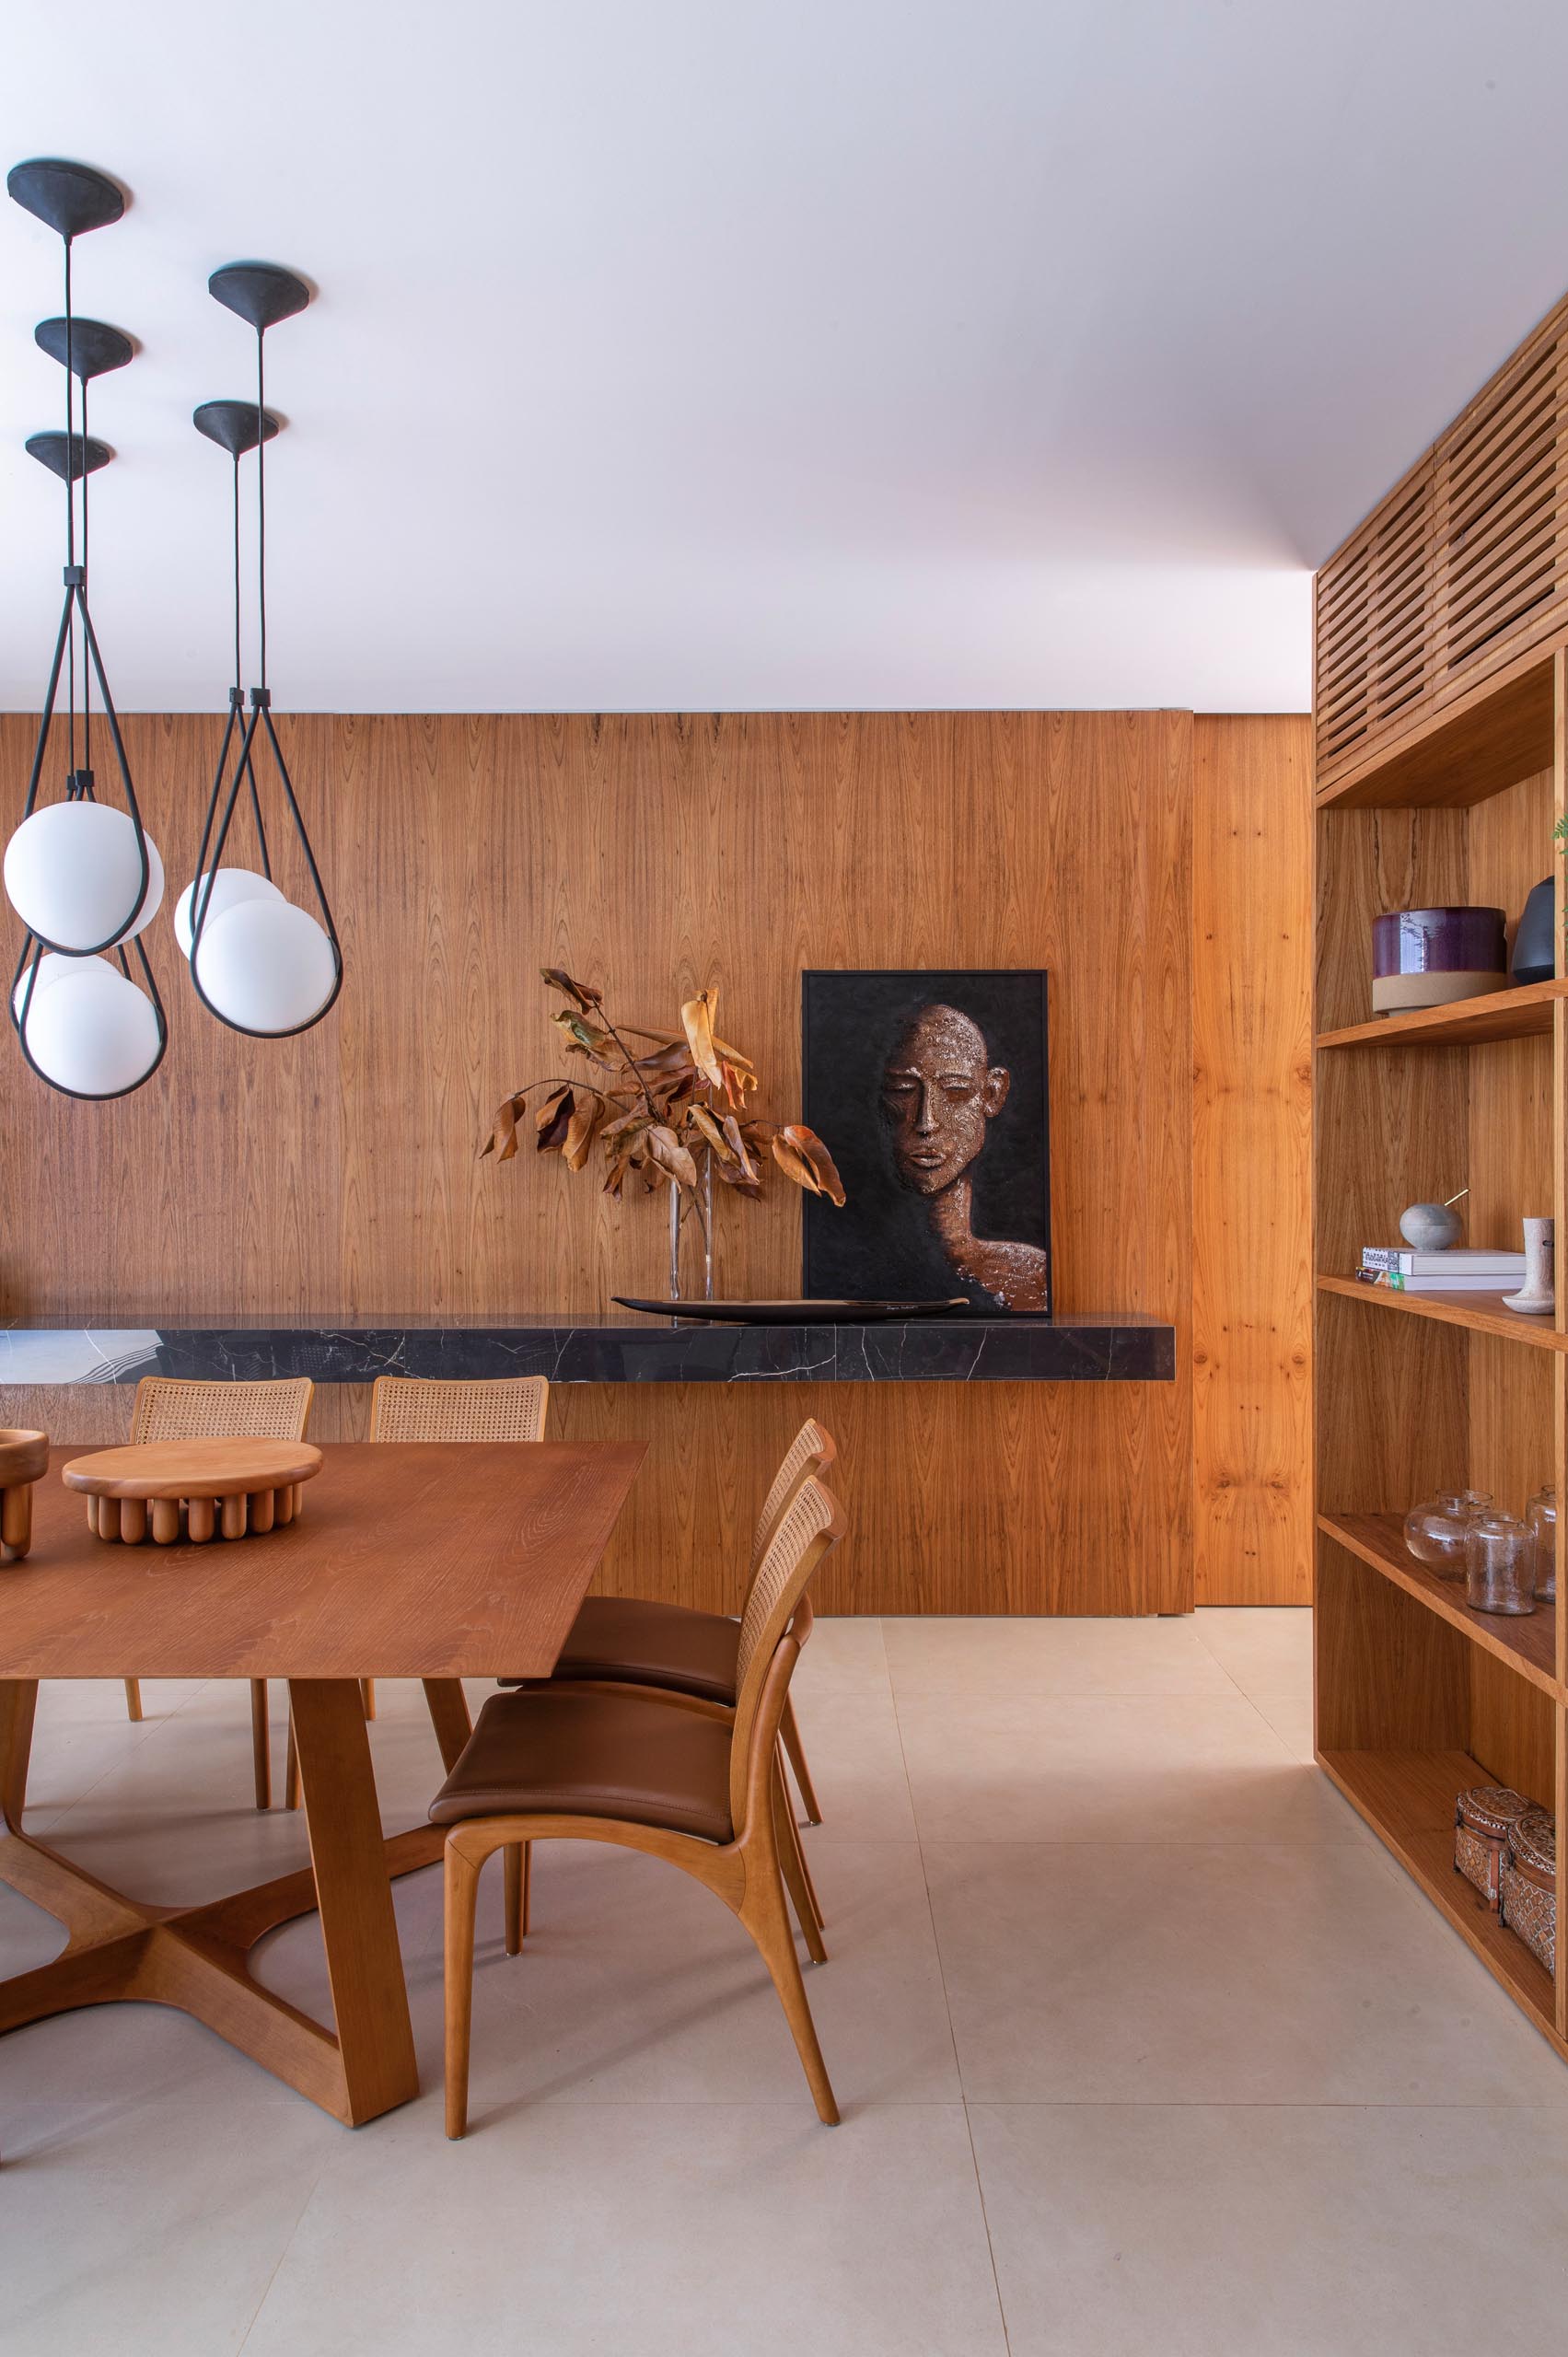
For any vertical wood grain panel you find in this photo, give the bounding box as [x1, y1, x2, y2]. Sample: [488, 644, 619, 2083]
[1191, 716, 1313, 1603]
[0, 709, 1197, 1614]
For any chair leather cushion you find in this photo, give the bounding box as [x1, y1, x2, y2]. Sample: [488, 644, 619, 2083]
[429, 1687, 734, 1843]
[501, 1596, 742, 1706]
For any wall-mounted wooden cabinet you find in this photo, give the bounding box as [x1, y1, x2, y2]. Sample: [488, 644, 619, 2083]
[1316, 293, 1568, 806]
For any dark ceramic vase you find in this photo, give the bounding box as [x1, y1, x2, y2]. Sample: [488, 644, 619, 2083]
[1511, 877, 1556, 986]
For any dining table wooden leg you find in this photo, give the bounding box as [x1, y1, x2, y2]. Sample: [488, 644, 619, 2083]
[287, 1678, 420, 2125]
[420, 1678, 473, 1774]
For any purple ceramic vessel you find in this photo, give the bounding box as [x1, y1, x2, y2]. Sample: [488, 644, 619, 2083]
[1372, 907, 1507, 979]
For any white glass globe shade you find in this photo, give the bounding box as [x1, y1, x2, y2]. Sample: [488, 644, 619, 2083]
[21, 961, 161, 1096]
[4, 802, 163, 952]
[174, 865, 285, 959]
[115, 830, 165, 944]
[10, 950, 117, 1025]
[193, 899, 338, 1034]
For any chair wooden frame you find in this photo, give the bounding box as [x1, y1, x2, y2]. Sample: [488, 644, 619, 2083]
[440, 1479, 844, 2137]
[122, 1376, 315, 1808]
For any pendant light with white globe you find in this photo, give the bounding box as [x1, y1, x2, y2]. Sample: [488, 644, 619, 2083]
[185, 266, 342, 1040]
[5, 157, 167, 1100]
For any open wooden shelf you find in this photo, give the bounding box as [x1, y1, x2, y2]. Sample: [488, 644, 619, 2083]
[1316, 314, 1567, 2061]
[1317, 1273, 1567, 1350]
[1319, 1512, 1560, 1697]
[1315, 648, 1555, 812]
[1317, 977, 1568, 1051]
[1318, 1748, 1561, 2048]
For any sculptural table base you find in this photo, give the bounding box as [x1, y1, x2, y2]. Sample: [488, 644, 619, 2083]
[0, 1675, 472, 2124]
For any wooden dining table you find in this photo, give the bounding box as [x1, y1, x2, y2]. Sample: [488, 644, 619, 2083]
[0, 1438, 645, 2124]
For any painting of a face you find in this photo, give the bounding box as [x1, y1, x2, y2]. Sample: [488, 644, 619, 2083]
[802, 970, 1051, 1314]
[880, 1004, 1010, 1196]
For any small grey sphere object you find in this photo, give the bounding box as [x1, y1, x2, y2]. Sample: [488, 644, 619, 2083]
[1400, 1202, 1462, 1251]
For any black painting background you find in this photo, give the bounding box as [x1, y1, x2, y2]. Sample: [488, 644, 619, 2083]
[800, 970, 1051, 1312]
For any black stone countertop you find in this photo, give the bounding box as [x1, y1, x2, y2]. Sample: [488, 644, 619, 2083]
[2, 1313, 1176, 1386]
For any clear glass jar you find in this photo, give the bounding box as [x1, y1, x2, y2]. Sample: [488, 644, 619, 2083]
[1525, 1482, 1557, 1604]
[1465, 1513, 1536, 1616]
[1404, 1490, 1493, 1579]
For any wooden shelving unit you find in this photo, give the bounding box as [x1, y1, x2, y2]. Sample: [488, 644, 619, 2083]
[1315, 528, 1568, 2053]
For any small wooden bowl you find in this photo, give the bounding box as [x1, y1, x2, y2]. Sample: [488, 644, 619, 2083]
[0, 1427, 50, 1564]
[63, 1438, 323, 1548]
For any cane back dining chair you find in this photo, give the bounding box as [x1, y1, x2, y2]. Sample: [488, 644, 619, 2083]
[432, 1472, 846, 2136]
[505, 1417, 836, 1834]
[123, 1376, 315, 1809]
[279, 1374, 552, 1808]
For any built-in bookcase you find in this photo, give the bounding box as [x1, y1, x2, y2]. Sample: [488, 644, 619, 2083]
[1314, 644, 1568, 2058]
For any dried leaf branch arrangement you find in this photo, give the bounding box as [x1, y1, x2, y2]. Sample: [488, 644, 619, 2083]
[481, 970, 845, 1269]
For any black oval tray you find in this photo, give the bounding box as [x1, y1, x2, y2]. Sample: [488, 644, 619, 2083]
[612, 1296, 973, 1326]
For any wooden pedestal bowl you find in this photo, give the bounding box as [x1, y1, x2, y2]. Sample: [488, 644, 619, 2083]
[62, 1438, 324, 1547]
[0, 1428, 50, 1562]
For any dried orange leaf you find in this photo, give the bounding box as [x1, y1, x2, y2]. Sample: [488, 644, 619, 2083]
[690, 1104, 734, 1159]
[771, 1132, 820, 1193]
[680, 990, 725, 1090]
[782, 1123, 846, 1207]
[646, 1123, 698, 1189]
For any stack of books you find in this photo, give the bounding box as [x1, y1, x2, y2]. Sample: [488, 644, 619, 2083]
[1357, 1246, 1526, 1293]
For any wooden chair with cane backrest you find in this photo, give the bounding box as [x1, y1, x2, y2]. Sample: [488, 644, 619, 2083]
[366, 1376, 550, 1445]
[124, 1376, 315, 1808]
[432, 1473, 846, 2136]
[277, 1374, 552, 1808]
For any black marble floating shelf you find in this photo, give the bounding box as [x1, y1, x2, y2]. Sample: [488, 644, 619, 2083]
[2, 1316, 1175, 1387]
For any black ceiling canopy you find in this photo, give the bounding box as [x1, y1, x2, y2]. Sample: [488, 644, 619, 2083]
[193, 400, 282, 458]
[34, 316, 134, 378]
[6, 157, 126, 239]
[207, 261, 312, 331]
[25, 430, 113, 481]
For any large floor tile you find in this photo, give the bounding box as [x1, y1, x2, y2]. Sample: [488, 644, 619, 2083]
[241, 2099, 1008, 2357]
[884, 1615, 1237, 1696]
[1192, 1605, 1312, 1697]
[0, 2098, 327, 2357]
[970, 2101, 1568, 2356]
[429, 1835, 958, 2107]
[1247, 1685, 1315, 1762]
[923, 1839, 1568, 2106]
[797, 1613, 891, 1689]
[785, 1684, 917, 1840]
[896, 1690, 1363, 1844]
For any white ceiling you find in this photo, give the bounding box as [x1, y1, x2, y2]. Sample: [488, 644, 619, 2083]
[4, 0, 1567, 715]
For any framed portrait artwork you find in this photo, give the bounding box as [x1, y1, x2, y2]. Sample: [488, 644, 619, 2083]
[800, 970, 1051, 1314]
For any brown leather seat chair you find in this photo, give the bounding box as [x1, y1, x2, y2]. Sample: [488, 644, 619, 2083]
[432, 1474, 846, 2137]
[505, 1418, 837, 1830]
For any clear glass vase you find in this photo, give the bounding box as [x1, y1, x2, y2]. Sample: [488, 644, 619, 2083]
[1404, 1490, 1493, 1579]
[1525, 1482, 1557, 1604]
[1465, 1512, 1535, 1616]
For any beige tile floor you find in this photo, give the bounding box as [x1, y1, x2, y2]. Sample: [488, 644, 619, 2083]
[4, 1610, 1567, 2354]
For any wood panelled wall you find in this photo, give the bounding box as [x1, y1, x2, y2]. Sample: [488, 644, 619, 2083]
[1191, 715, 1314, 1603]
[0, 709, 1308, 1614]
